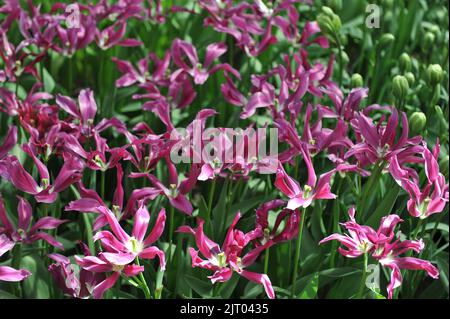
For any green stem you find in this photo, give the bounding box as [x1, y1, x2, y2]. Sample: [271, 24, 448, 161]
[100, 170, 106, 199]
[135, 258, 151, 299]
[335, 35, 344, 86]
[206, 178, 217, 222]
[290, 208, 307, 298]
[68, 57, 73, 94]
[264, 246, 270, 275]
[413, 219, 424, 239]
[11, 243, 23, 297]
[357, 253, 368, 299]
[167, 205, 175, 267]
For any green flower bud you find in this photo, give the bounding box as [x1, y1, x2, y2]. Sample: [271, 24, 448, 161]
[426, 64, 444, 86]
[351, 73, 364, 88]
[382, 0, 394, 8]
[317, 14, 334, 36]
[326, 0, 342, 12]
[429, 25, 441, 38]
[399, 53, 412, 72]
[321, 6, 335, 17]
[338, 33, 348, 46]
[434, 105, 444, 119]
[439, 155, 449, 179]
[423, 32, 435, 52]
[392, 75, 409, 100]
[384, 11, 393, 23]
[405, 72, 415, 86]
[341, 50, 349, 65]
[317, 6, 341, 38]
[409, 112, 427, 135]
[379, 33, 395, 49]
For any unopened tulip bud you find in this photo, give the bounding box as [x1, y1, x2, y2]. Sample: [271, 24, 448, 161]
[327, 0, 342, 12]
[351, 73, 364, 88]
[399, 53, 412, 72]
[317, 6, 341, 37]
[423, 32, 435, 51]
[382, 0, 394, 8]
[405, 72, 415, 86]
[427, 64, 444, 86]
[434, 105, 444, 119]
[392, 75, 409, 100]
[342, 50, 349, 65]
[409, 112, 426, 135]
[379, 33, 395, 49]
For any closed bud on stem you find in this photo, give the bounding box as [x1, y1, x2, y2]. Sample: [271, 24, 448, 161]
[379, 33, 395, 49]
[392, 75, 409, 101]
[423, 32, 435, 52]
[326, 0, 342, 12]
[409, 112, 427, 135]
[382, 0, 394, 8]
[426, 64, 444, 86]
[405, 72, 415, 86]
[317, 6, 341, 38]
[399, 53, 412, 72]
[351, 73, 364, 88]
[434, 105, 445, 121]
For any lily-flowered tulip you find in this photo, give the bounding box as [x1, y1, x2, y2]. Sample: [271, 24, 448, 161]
[75, 204, 166, 299]
[75, 251, 144, 299]
[0, 196, 67, 250]
[320, 207, 439, 298]
[275, 145, 357, 210]
[389, 140, 449, 219]
[171, 39, 239, 85]
[65, 172, 160, 230]
[253, 199, 300, 246]
[112, 51, 171, 88]
[48, 248, 105, 299]
[93, 204, 166, 270]
[0, 125, 17, 160]
[0, 31, 45, 82]
[178, 213, 275, 299]
[1, 145, 83, 203]
[130, 157, 199, 215]
[0, 234, 31, 282]
[55, 89, 98, 135]
[96, 21, 142, 50]
[62, 131, 130, 172]
[345, 108, 422, 166]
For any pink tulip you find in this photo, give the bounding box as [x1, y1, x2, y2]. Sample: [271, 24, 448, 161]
[389, 140, 449, 219]
[0, 196, 67, 250]
[0, 234, 31, 282]
[178, 212, 275, 299]
[320, 207, 439, 298]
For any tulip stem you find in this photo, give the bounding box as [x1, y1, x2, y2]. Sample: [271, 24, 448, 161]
[11, 243, 23, 297]
[100, 170, 105, 199]
[135, 258, 151, 299]
[206, 178, 217, 222]
[413, 219, 424, 239]
[290, 208, 307, 298]
[264, 246, 270, 275]
[335, 35, 344, 86]
[167, 205, 175, 267]
[357, 253, 368, 299]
